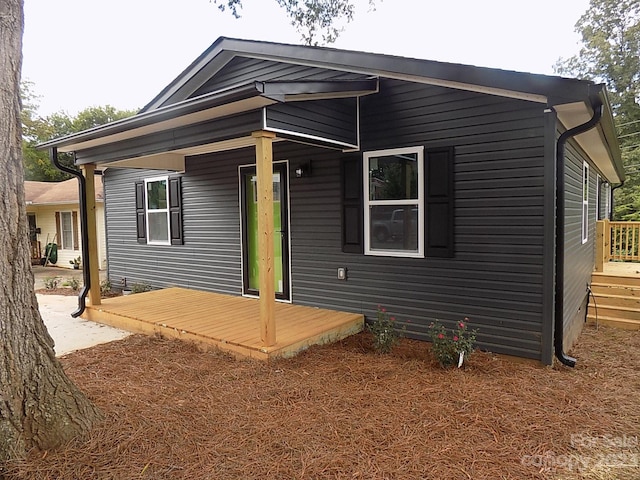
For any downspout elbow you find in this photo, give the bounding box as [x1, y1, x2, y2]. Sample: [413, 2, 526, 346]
[48, 147, 90, 318]
[554, 98, 604, 367]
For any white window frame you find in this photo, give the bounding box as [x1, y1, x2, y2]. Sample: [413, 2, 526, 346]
[60, 211, 74, 250]
[603, 182, 611, 220]
[596, 174, 601, 220]
[582, 161, 589, 244]
[145, 176, 171, 245]
[364, 146, 424, 258]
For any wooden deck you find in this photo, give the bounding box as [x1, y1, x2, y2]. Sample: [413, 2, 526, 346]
[601, 261, 640, 277]
[83, 288, 364, 360]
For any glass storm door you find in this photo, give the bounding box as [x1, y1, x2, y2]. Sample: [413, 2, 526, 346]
[240, 163, 290, 300]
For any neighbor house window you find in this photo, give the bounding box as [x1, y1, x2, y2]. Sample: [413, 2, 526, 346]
[582, 161, 589, 244]
[61, 211, 74, 249]
[55, 210, 78, 250]
[145, 176, 170, 244]
[364, 146, 424, 257]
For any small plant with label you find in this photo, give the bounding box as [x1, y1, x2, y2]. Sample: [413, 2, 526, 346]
[367, 305, 403, 354]
[429, 318, 477, 368]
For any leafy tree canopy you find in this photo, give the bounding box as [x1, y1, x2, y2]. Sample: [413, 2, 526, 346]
[213, 0, 376, 45]
[555, 0, 640, 220]
[20, 84, 136, 182]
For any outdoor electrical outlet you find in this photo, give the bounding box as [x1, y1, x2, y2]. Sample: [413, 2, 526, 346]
[337, 267, 347, 280]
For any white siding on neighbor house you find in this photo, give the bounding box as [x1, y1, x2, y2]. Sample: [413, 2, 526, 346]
[27, 203, 107, 270]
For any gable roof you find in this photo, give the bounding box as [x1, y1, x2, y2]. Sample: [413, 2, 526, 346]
[142, 37, 594, 112]
[39, 37, 623, 182]
[25, 177, 103, 206]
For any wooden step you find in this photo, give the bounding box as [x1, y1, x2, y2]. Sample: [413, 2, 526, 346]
[588, 303, 640, 321]
[590, 292, 640, 309]
[586, 314, 640, 330]
[591, 273, 640, 288]
[590, 283, 640, 297]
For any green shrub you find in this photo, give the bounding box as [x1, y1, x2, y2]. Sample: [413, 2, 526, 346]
[130, 282, 152, 294]
[100, 279, 112, 296]
[66, 277, 80, 291]
[43, 277, 60, 290]
[367, 305, 402, 354]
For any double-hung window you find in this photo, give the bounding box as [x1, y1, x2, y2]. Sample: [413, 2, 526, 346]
[55, 210, 78, 250]
[364, 146, 424, 257]
[60, 211, 74, 250]
[135, 175, 183, 245]
[145, 176, 170, 244]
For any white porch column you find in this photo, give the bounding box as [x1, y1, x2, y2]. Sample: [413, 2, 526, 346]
[252, 130, 277, 347]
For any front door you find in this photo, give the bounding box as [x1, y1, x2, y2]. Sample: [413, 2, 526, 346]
[240, 163, 290, 301]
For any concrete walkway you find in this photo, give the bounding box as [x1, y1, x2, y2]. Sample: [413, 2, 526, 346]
[33, 266, 130, 357]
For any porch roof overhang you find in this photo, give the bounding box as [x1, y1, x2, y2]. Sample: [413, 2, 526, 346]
[37, 79, 379, 159]
[555, 88, 624, 184]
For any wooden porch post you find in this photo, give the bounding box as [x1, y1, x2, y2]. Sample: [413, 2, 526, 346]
[252, 130, 277, 347]
[81, 164, 101, 306]
[604, 218, 611, 263]
[595, 219, 611, 273]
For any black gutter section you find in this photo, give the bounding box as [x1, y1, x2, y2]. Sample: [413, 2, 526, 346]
[49, 147, 89, 318]
[610, 180, 625, 219]
[554, 97, 604, 367]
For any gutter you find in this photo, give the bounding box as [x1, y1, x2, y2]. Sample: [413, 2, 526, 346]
[610, 181, 625, 219]
[49, 147, 90, 318]
[554, 96, 604, 367]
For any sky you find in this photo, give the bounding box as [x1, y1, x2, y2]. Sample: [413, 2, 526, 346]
[22, 0, 591, 117]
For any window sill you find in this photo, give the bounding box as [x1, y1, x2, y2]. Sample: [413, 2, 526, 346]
[365, 249, 424, 259]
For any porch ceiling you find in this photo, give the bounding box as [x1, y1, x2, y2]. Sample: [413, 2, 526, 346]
[103, 137, 287, 171]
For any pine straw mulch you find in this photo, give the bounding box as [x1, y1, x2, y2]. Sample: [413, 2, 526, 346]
[5, 326, 640, 480]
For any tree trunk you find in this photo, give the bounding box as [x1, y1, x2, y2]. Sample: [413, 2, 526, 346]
[0, 0, 102, 464]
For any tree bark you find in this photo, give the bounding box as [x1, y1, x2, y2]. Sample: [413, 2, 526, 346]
[0, 0, 101, 464]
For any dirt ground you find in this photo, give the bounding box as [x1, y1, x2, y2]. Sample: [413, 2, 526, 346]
[4, 326, 639, 480]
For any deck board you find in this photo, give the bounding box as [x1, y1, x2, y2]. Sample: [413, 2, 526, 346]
[84, 287, 364, 360]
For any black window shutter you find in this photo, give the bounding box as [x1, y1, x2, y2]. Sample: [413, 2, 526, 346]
[135, 181, 147, 244]
[425, 147, 454, 258]
[169, 176, 183, 245]
[341, 155, 363, 253]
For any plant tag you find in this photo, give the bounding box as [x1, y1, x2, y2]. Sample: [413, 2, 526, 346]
[457, 351, 464, 368]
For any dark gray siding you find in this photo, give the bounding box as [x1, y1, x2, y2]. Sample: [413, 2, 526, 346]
[562, 137, 597, 346]
[265, 98, 358, 146]
[349, 80, 547, 359]
[104, 79, 550, 361]
[192, 57, 369, 97]
[104, 153, 245, 294]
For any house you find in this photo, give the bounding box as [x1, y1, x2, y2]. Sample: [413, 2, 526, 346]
[40, 37, 623, 364]
[25, 177, 107, 269]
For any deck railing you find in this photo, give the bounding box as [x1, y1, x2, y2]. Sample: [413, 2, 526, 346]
[595, 220, 640, 271]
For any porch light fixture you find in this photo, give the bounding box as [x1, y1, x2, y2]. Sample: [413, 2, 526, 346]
[295, 160, 311, 178]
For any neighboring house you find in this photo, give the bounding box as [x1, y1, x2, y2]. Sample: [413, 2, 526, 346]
[25, 177, 107, 270]
[40, 37, 623, 365]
